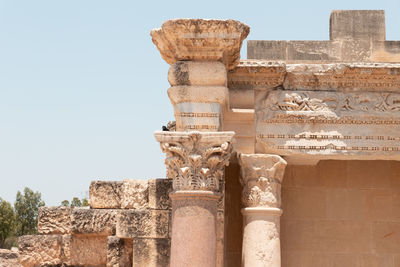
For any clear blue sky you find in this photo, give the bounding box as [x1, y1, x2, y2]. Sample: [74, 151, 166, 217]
[1, 0, 399, 206]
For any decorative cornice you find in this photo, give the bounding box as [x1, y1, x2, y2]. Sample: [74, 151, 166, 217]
[155, 131, 235, 193]
[228, 61, 400, 90]
[238, 154, 287, 208]
[151, 19, 250, 70]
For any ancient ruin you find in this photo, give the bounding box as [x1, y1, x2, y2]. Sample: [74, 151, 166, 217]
[3, 9, 400, 267]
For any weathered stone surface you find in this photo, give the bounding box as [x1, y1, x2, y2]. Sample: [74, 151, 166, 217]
[169, 192, 220, 267]
[71, 208, 117, 235]
[64, 235, 108, 267]
[216, 210, 224, 267]
[287, 41, 341, 61]
[167, 85, 229, 131]
[90, 181, 123, 209]
[132, 238, 170, 267]
[107, 237, 133, 267]
[247, 41, 288, 61]
[38, 206, 71, 234]
[121, 179, 149, 209]
[116, 210, 170, 239]
[168, 61, 227, 86]
[18, 235, 66, 267]
[155, 131, 234, 192]
[255, 86, 400, 163]
[330, 10, 385, 41]
[372, 41, 400, 62]
[247, 11, 400, 64]
[148, 178, 172, 210]
[0, 248, 20, 267]
[151, 19, 249, 70]
[239, 154, 287, 208]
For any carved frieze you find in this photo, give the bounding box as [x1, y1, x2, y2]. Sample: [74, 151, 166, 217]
[155, 131, 234, 192]
[260, 91, 400, 118]
[239, 154, 287, 208]
[255, 89, 400, 161]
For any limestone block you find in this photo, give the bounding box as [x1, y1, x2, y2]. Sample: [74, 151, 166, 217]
[71, 208, 117, 235]
[90, 181, 123, 209]
[121, 179, 149, 209]
[132, 238, 170, 267]
[255, 87, 400, 163]
[116, 210, 170, 239]
[0, 248, 20, 267]
[372, 41, 400, 62]
[282, 187, 326, 220]
[358, 254, 394, 267]
[107, 237, 133, 267]
[38, 206, 71, 234]
[282, 220, 371, 253]
[168, 85, 229, 131]
[287, 41, 341, 61]
[372, 222, 400, 253]
[18, 235, 66, 267]
[341, 39, 371, 61]
[151, 19, 249, 70]
[168, 61, 227, 86]
[228, 61, 286, 91]
[148, 178, 172, 210]
[64, 235, 108, 267]
[330, 10, 385, 41]
[168, 86, 228, 106]
[247, 40, 287, 60]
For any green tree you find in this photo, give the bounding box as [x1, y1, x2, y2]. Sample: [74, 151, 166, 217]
[14, 187, 45, 236]
[60, 197, 89, 207]
[81, 198, 89, 207]
[70, 197, 82, 207]
[0, 198, 15, 248]
[61, 200, 70, 207]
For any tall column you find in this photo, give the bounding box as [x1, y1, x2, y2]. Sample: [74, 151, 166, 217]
[238, 154, 287, 267]
[151, 19, 249, 267]
[155, 131, 234, 267]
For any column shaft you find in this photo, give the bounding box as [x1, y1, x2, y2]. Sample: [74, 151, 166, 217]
[170, 191, 219, 267]
[242, 208, 282, 267]
[239, 154, 287, 267]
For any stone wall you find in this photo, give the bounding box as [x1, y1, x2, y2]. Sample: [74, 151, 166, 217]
[281, 160, 400, 267]
[17, 178, 173, 267]
[248, 10, 400, 63]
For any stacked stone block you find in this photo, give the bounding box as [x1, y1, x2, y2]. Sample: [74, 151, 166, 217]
[18, 178, 173, 267]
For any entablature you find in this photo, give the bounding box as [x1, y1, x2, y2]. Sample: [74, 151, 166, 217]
[226, 61, 400, 164]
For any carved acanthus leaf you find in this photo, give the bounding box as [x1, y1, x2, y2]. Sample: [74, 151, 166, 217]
[155, 131, 234, 192]
[239, 154, 287, 208]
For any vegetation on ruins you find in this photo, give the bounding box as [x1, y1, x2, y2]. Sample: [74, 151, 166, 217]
[0, 187, 45, 249]
[61, 197, 89, 207]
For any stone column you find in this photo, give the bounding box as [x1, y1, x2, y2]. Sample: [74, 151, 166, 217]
[155, 131, 234, 267]
[238, 154, 287, 267]
[151, 18, 249, 267]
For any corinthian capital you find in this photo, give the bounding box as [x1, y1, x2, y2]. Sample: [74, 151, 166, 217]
[239, 154, 287, 208]
[155, 131, 235, 193]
